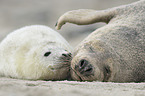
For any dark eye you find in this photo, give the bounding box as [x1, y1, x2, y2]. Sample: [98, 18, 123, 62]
[44, 52, 51, 57]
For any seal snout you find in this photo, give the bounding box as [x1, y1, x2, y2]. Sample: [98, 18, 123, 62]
[61, 52, 72, 61]
[62, 52, 71, 57]
[75, 59, 93, 76]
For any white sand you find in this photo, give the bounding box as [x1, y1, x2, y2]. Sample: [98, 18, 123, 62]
[0, 77, 145, 96]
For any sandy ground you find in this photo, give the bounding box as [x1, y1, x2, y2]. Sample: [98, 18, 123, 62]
[0, 0, 144, 96]
[0, 77, 145, 96]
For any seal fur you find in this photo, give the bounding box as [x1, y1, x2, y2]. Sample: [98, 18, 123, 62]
[56, 1, 145, 82]
[0, 25, 72, 80]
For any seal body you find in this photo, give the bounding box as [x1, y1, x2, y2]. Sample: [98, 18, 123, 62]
[0, 25, 72, 80]
[56, 1, 145, 82]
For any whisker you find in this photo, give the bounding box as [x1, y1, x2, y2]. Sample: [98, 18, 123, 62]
[67, 53, 72, 57]
[56, 65, 71, 69]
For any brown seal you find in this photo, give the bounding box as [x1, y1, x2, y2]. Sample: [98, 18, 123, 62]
[56, 1, 145, 82]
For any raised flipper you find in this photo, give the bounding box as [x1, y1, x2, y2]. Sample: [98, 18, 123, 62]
[55, 9, 116, 30]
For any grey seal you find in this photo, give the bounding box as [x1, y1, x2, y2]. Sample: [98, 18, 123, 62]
[56, 1, 145, 82]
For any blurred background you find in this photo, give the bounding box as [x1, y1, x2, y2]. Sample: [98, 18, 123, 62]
[0, 0, 138, 47]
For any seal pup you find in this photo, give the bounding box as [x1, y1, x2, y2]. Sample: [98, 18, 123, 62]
[0, 25, 72, 80]
[56, 0, 145, 82]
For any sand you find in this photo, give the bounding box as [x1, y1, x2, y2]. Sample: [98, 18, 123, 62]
[0, 77, 145, 96]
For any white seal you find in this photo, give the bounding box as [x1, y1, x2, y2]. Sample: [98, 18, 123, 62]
[0, 25, 72, 80]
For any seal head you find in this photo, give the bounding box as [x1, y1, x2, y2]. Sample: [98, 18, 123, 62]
[71, 40, 114, 82]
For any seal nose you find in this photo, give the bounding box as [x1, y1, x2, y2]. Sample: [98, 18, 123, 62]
[75, 59, 93, 76]
[62, 52, 72, 57]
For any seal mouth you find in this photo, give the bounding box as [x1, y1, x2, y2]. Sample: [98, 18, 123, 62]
[70, 67, 83, 81]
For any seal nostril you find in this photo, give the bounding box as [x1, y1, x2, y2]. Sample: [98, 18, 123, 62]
[78, 59, 93, 76]
[62, 53, 72, 57]
[68, 53, 72, 56]
[79, 59, 88, 68]
[85, 67, 93, 72]
[62, 54, 67, 57]
[80, 60, 85, 67]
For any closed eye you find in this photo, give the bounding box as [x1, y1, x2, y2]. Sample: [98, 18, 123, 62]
[44, 52, 51, 57]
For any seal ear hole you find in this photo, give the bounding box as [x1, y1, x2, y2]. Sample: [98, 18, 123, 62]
[44, 52, 51, 57]
[105, 66, 111, 74]
[103, 66, 111, 82]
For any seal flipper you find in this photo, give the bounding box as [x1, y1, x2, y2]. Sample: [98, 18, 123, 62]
[55, 9, 116, 30]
